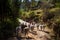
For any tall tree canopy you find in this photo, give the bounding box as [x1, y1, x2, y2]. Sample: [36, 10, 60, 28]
[0, 0, 20, 40]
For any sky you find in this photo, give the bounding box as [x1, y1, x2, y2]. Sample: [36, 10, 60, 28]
[21, 0, 39, 2]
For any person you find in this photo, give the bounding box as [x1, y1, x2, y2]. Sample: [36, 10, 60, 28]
[16, 25, 21, 36]
[37, 23, 39, 30]
[38, 23, 45, 31]
[26, 22, 30, 27]
[42, 24, 45, 31]
[39, 24, 41, 31]
[30, 23, 34, 31]
[16, 25, 22, 40]
[23, 22, 30, 36]
[21, 24, 27, 33]
[24, 27, 29, 36]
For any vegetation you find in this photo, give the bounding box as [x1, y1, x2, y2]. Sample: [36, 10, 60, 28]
[0, 0, 60, 40]
[0, 0, 20, 40]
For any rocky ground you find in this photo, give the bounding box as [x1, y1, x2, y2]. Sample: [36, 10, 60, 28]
[8, 26, 55, 40]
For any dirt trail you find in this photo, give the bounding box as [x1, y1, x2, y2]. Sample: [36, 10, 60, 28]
[8, 25, 55, 40]
[24, 27, 54, 40]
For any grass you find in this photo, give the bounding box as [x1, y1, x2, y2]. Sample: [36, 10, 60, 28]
[56, 3, 60, 8]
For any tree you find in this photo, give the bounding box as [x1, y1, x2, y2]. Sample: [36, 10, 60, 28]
[23, 0, 31, 11]
[0, 0, 20, 40]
